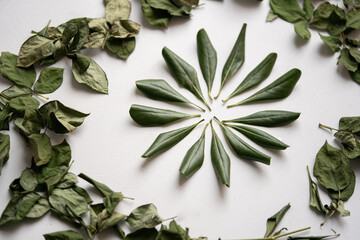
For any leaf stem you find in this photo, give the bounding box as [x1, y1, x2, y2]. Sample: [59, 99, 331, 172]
[30, 88, 49, 100]
[123, 196, 135, 200]
[224, 227, 311, 240]
[208, 90, 213, 101]
[318, 123, 338, 132]
[214, 84, 224, 99]
[191, 102, 206, 112]
[227, 101, 243, 108]
[321, 209, 336, 227]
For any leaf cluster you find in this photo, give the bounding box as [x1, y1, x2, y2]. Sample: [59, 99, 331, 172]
[268, 0, 360, 84]
[307, 116, 360, 226]
[140, 0, 199, 28]
[130, 26, 301, 187]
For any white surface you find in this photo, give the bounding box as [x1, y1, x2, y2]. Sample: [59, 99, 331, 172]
[0, 0, 359, 239]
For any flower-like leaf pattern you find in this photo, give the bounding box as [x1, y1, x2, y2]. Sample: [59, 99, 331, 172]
[130, 25, 301, 187]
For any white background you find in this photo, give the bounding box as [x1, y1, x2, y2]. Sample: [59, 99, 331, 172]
[0, 0, 359, 239]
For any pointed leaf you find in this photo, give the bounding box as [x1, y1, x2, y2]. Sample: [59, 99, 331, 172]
[338, 48, 358, 72]
[266, 9, 278, 22]
[270, 0, 307, 23]
[49, 188, 88, 217]
[294, 20, 311, 40]
[346, 7, 360, 29]
[129, 104, 199, 126]
[210, 122, 231, 187]
[303, 0, 314, 20]
[20, 168, 38, 191]
[179, 124, 207, 178]
[28, 133, 52, 166]
[26, 198, 51, 218]
[349, 48, 360, 63]
[227, 124, 288, 150]
[34, 67, 64, 94]
[218, 24, 246, 97]
[126, 204, 163, 229]
[109, 20, 140, 39]
[0, 52, 36, 87]
[17, 35, 54, 67]
[141, 0, 171, 27]
[264, 203, 290, 237]
[225, 53, 277, 101]
[78, 173, 115, 197]
[197, 28, 217, 99]
[162, 47, 209, 110]
[106, 37, 136, 59]
[147, 0, 192, 17]
[9, 96, 40, 116]
[339, 116, 360, 135]
[328, 168, 355, 201]
[142, 120, 202, 158]
[43, 230, 83, 240]
[307, 166, 327, 214]
[319, 33, 341, 52]
[223, 110, 300, 127]
[0, 134, 10, 175]
[219, 123, 271, 165]
[229, 68, 301, 107]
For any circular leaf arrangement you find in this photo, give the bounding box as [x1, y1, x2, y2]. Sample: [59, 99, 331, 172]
[130, 24, 301, 187]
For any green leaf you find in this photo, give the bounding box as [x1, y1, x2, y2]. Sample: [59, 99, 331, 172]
[264, 203, 290, 237]
[168, 220, 187, 236]
[0, 133, 10, 175]
[126, 204, 163, 229]
[179, 124, 207, 178]
[266, 9, 278, 22]
[307, 166, 326, 214]
[141, 0, 172, 27]
[156, 228, 184, 240]
[342, 141, 360, 159]
[83, 32, 106, 49]
[9, 96, 40, 116]
[309, 2, 334, 30]
[105, 0, 131, 24]
[303, 0, 314, 20]
[99, 211, 127, 232]
[0, 52, 36, 87]
[226, 124, 289, 150]
[106, 37, 136, 59]
[328, 168, 355, 201]
[20, 168, 38, 191]
[129, 104, 199, 126]
[39, 100, 89, 134]
[124, 228, 158, 240]
[43, 230, 83, 240]
[162, 47, 210, 110]
[47, 140, 72, 168]
[56, 173, 79, 189]
[78, 173, 115, 197]
[339, 116, 360, 135]
[135, 79, 204, 111]
[26, 198, 51, 218]
[349, 48, 360, 63]
[21, 109, 44, 135]
[294, 21, 311, 40]
[228, 68, 301, 107]
[346, 7, 360, 29]
[28, 133, 52, 166]
[34, 67, 64, 94]
[62, 18, 89, 53]
[270, 0, 306, 23]
[314, 141, 353, 192]
[224, 53, 277, 102]
[147, 0, 192, 17]
[197, 28, 217, 99]
[223, 110, 300, 127]
[338, 48, 358, 72]
[0, 192, 41, 226]
[73, 186, 93, 205]
[334, 130, 357, 149]
[218, 123, 271, 165]
[0, 85, 32, 107]
[0, 106, 12, 130]
[217, 24, 246, 98]
[319, 33, 341, 52]
[109, 20, 140, 39]
[345, 37, 360, 47]
[49, 188, 88, 217]
[328, 6, 347, 36]
[210, 121, 231, 187]
[336, 200, 350, 216]
[72, 54, 108, 94]
[288, 234, 337, 240]
[142, 120, 202, 158]
[17, 35, 55, 67]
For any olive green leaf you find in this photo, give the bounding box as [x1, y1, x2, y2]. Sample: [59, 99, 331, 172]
[228, 68, 301, 107]
[224, 53, 277, 102]
[49, 188, 88, 217]
[303, 0, 314, 20]
[43, 230, 83, 240]
[98, 211, 127, 233]
[47, 140, 72, 168]
[342, 140, 360, 159]
[314, 141, 353, 192]
[109, 20, 140, 39]
[79, 173, 114, 197]
[28, 134, 52, 166]
[142, 120, 202, 158]
[0, 52, 36, 87]
[9, 96, 40, 116]
[20, 109, 44, 135]
[106, 37, 136, 59]
[328, 7, 347, 36]
[328, 168, 355, 202]
[72, 53, 91, 73]
[197, 28, 217, 99]
[226, 124, 289, 150]
[266, 9, 278, 22]
[346, 7, 360, 30]
[56, 173, 79, 189]
[288, 235, 338, 240]
[140, 0, 172, 27]
[1, 84, 32, 101]
[147, 0, 192, 17]
[210, 121, 231, 187]
[105, 0, 131, 24]
[72, 54, 108, 94]
[162, 47, 210, 110]
[334, 130, 357, 149]
[264, 203, 290, 237]
[216, 24, 246, 98]
[84, 32, 107, 49]
[0, 192, 41, 227]
[339, 116, 360, 135]
[126, 204, 163, 229]
[39, 100, 89, 134]
[156, 228, 184, 240]
[124, 228, 158, 240]
[62, 18, 89, 53]
[26, 198, 51, 219]
[129, 104, 200, 126]
[310, 2, 335, 30]
[179, 124, 208, 178]
[338, 49, 358, 72]
[17, 35, 55, 67]
[0, 106, 12, 130]
[73, 186, 93, 205]
[34, 67, 64, 94]
[319, 34, 341, 52]
[270, 0, 306, 23]
[349, 48, 360, 63]
[307, 166, 326, 214]
[336, 200, 350, 216]
[217, 121, 271, 165]
[168, 220, 187, 236]
[223, 110, 300, 127]
[345, 37, 360, 48]
[0, 134, 10, 175]
[20, 168, 38, 192]
[135, 79, 205, 111]
[294, 21, 311, 40]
